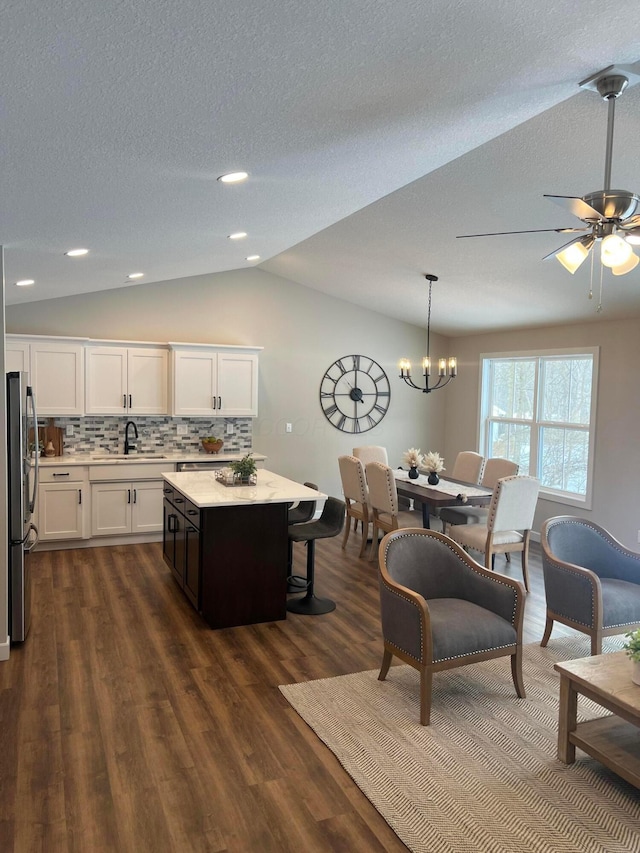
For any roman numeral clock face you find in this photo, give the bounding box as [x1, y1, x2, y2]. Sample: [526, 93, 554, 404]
[320, 355, 391, 433]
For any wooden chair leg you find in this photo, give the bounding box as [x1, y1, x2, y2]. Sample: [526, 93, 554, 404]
[591, 630, 602, 656]
[511, 647, 526, 698]
[341, 515, 351, 550]
[521, 545, 530, 592]
[378, 648, 392, 681]
[540, 615, 553, 647]
[505, 552, 511, 563]
[368, 525, 380, 561]
[419, 668, 433, 726]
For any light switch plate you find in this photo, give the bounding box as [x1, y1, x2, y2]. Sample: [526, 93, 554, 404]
[65, 424, 74, 436]
[226, 423, 234, 435]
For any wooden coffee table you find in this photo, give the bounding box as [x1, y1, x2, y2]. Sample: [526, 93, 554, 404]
[555, 651, 640, 788]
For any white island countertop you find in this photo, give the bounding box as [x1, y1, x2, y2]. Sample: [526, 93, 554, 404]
[163, 469, 326, 508]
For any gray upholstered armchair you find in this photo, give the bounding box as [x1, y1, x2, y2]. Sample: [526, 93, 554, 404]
[377, 528, 525, 725]
[540, 516, 640, 655]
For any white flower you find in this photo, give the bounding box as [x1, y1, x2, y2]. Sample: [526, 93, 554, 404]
[421, 451, 445, 473]
[402, 447, 424, 468]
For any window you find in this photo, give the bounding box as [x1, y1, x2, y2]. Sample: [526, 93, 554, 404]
[479, 348, 598, 507]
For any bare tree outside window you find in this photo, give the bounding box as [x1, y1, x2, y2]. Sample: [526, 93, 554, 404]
[481, 351, 597, 503]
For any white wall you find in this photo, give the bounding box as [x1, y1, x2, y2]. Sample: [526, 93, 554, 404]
[443, 316, 640, 548]
[6, 267, 447, 499]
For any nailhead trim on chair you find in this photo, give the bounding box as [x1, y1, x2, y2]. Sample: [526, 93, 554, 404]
[548, 518, 640, 563]
[382, 531, 520, 629]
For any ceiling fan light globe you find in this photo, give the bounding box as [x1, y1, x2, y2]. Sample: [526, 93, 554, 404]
[601, 233, 633, 268]
[555, 241, 590, 274]
[611, 251, 639, 276]
[625, 228, 640, 246]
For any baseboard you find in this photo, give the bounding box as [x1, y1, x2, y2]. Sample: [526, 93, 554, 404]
[35, 532, 163, 551]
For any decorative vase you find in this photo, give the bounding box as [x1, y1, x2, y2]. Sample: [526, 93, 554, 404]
[427, 471, 440, 485]
[633, 660, 640, 686]
[44, 440, 56, 457]
[408, 465, 419, 479]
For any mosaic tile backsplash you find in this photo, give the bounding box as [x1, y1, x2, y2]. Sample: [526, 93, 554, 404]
[45, 417, 253, 456]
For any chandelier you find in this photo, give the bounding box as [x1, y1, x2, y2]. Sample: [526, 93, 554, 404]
[399, 274, 457, 393]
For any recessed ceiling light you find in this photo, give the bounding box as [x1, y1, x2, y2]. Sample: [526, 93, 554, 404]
[127, 272, 144, 280]
[228, 232, 248, 240]
[218, 171, 248, 184]
[15, 279, 35, 287]
[65, 248, 89, 257]
[246, 255, 260, 262]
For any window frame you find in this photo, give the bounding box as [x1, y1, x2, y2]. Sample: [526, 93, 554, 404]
[477, 347, 599, 510]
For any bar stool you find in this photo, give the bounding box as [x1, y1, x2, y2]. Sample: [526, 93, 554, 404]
[287, 497, 345, 615]
[288, 482, 319, 592]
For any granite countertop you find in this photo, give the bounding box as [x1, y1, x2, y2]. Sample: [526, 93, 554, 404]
[36, 451, 267, 467]
[163, 469, 326, 508]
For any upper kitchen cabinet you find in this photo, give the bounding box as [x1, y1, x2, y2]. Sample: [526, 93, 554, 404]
[6, 335, 86, 416]
[170, 344, 262, 417]
[86, 344, 168, 416]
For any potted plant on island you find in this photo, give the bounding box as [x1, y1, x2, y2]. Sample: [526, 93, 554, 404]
[202, 435, 224, 454]
[623, 629, 640, 686]
[229, 453, 257, 484]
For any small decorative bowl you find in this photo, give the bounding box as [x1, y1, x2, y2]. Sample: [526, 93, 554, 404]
[202, 439, 224, 454]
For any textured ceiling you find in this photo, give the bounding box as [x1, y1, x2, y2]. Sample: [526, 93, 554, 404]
[3, 0, 640, 334]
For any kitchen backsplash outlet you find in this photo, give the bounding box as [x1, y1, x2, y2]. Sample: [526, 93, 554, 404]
[47, 417, 253, 456]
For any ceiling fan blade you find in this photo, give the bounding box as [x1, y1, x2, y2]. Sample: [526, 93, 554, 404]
[456, 227, 587, 238]
[621, 214, 640, 229]
[544, 195, 604, 222]
[541, 234, 590, 263]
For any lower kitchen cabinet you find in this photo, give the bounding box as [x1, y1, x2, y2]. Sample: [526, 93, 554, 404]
[38, 467, 88, 541]
[91, 480, 164, 536]
[163, 487, 201, 608]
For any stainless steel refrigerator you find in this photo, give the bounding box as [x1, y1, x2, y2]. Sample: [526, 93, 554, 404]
[7, 371, 39, 642]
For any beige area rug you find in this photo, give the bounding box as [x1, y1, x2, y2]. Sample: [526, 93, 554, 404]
[280, 637, 640, 853]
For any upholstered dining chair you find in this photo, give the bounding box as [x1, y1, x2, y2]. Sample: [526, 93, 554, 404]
[365, 462, 422, 560]
[540, 516, 640, 655]
[377, 528, 526, 725]
[440, 458, 519, 533]
[447, 475, 539, 591]
[338, 455, 371, 557]
[449, 450, 485, 484]
[352, 445, 388, 466]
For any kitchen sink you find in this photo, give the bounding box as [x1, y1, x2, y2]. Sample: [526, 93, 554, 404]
[92, 455, 168, 460]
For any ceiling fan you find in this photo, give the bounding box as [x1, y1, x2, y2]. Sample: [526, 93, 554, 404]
[457, 65, 640, 277]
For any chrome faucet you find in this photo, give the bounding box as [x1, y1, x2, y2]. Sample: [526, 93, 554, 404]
[124, 420, 138, 455]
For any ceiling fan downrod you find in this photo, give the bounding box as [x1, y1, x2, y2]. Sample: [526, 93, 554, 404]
[595, 74, 628, 193]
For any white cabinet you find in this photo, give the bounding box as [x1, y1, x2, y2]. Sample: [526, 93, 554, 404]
[38, 467, 88, 541]
[91, 480, 164, 536]
[171, 346, 260, 417]
[85, 345, 168, 415]
[6, 335, 85, 415]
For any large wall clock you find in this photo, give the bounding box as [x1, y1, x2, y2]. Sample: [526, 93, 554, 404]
[320, 354, 391, 433]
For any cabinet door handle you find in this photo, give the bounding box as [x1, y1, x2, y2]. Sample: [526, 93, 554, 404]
[78, 488, 82, 505]
[187, 509, 197, 515]
[187, 526, 197, 534]
[133, 489, 137, 503]
[163, 488, 172, 495]
[175, 497, 184, 504]
[129, 394, 132, 408]
[127, 489, 131, 504]
[218, 396, 222, 409]
[212, 396, 216, 409]
[123, 394, 127, 408]
[168, 514, 177, 532]
[53, 472, 70, 477]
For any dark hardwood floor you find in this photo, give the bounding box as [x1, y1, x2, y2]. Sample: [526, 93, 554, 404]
[0, 533, 575, 852]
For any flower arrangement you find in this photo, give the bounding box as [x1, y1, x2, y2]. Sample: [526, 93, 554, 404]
[402, 447, 424, 469]
[421, 451, 445, 474]
[623, 629, 640, 662]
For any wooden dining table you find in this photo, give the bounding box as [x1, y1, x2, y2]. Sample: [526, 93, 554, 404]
[393, 469, 493, 529]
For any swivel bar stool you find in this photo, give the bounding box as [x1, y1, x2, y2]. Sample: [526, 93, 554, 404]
[287, 497, 345, 615]
[287, 481, 319, 592]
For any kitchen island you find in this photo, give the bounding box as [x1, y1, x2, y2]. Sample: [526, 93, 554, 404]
[162, 470, 325, 628]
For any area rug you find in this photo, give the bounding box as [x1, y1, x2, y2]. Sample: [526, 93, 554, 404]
[280, 637, 640, 853]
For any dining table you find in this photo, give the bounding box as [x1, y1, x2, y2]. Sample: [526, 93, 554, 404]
[393, 469, 493, 529]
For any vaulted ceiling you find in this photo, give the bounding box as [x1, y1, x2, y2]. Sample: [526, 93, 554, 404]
[3, 1, 640, 334]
